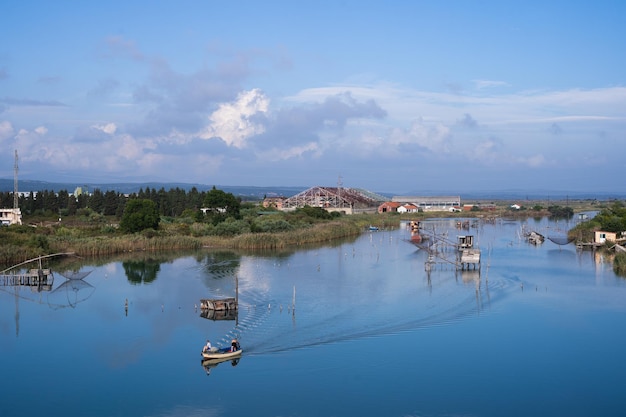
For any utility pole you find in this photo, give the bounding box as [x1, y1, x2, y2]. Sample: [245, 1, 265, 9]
[14, 149, 18, 210]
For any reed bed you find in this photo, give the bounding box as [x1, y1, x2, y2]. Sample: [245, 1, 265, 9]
[49, 235, 204, 257]
[1, 216, 396, 266]
[230, 221, 362, 250]
[614, 252, 626, 277]
[0, 246, 45, 269]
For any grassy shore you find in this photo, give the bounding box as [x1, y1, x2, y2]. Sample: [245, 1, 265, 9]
[0, 213, 385, 267]
[0, 199, 612, 269]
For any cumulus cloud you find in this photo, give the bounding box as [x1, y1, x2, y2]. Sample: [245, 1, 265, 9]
[467, 138, 502, 163]
[93, 123, 117, 135]
[253, 92, 387, 156]
[388, 118, 451, 154]
[127, 61, 247, 137]
[34, 126, 48, 135]
[197, 89, 387, 162]
[200, 89, 269, 148]
[3, 31, 625, 192]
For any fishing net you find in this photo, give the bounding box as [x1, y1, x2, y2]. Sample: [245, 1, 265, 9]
[58, 270, 93, 280]
[547, 236, 575, 245]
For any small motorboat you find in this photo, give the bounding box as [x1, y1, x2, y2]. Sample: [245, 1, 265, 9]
[201, 347, 242, 360]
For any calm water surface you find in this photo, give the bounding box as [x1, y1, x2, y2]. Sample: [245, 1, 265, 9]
[1, 216, 625, 417]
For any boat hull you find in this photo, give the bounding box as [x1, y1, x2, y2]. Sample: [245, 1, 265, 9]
[201, 348, 243, 360]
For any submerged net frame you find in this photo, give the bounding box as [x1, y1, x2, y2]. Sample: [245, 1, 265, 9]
[547, 236, 575, 245]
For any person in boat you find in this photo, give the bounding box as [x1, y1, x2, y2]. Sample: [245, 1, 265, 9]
[230, 338, 240, 352]
[203, 340, 212, 353]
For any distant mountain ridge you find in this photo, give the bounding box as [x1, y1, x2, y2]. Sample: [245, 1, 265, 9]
[0, 179, 623, 201]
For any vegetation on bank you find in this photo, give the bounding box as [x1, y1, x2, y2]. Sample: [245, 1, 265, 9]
[2, 186, 624, 275]
[568, 201, 626, 243]
[614, 253, 626, 277]
[0, 191, 384, 266]
[564, 201, 626, 277]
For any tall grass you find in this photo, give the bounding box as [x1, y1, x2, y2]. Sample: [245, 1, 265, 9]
[48, 235, 203, 257]
[1, 214, 400, 266]
[230, 221, 363, 249]
[614, 252, 626, 277]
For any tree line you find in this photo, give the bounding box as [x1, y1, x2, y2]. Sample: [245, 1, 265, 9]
[0, 186, 244, 222]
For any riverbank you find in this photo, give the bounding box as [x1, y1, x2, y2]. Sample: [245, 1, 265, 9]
[0, 199, 611, 268]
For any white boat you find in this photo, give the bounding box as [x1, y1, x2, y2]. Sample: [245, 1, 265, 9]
[201, 347, 243, 360]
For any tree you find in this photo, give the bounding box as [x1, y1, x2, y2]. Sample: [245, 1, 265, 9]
[103, 190, 119, 216]
[90, 189, 105, 214]
[202, 186, 241, 224]
[120, 199, 160, 233]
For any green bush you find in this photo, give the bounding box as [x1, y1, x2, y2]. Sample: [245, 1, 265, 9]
[30, 235, 50, 250]
[213, 219, 251, 236]
[252, 217, 294, 233]
[120, 199, 160, 233]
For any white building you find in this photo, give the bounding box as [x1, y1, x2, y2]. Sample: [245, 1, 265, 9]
[0, 208, 22, 226]
[392, 196, 461, 212]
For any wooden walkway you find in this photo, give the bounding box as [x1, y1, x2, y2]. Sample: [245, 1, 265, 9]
[0, 269, 54, 287]
[576, 242, 603, 250]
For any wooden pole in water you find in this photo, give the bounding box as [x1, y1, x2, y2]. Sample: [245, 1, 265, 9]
[235, 275, 239, 326]
[292, 285, 296, 315]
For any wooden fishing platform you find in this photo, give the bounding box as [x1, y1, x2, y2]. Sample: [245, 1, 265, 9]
[459, 249, 481, 270]
[200, 297, 238, 311]
[0, 268, 54, 289]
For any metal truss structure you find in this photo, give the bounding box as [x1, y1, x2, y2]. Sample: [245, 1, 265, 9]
[282, 186, 385, 211]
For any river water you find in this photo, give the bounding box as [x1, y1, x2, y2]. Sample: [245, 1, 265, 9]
[1, 215, 625, 417]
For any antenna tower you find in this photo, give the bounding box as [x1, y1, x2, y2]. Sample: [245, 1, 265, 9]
[14, 150, 18, 210]
[337, 175, 343, 199]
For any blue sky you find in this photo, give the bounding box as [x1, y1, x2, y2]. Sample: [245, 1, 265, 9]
[1, 1, 625, 195]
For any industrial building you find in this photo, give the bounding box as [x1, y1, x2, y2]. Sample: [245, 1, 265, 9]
[280, 186, 386, 214]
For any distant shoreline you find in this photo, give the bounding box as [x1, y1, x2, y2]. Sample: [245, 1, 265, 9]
[1, 178, 624, 201]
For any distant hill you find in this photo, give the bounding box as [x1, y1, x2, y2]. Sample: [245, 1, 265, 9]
[0, 178, 623, 201]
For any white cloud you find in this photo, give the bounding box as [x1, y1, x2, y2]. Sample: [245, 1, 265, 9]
[199, 88, 269, 148]
[0, 121, 14, 141]
[92, 123, 117, 135]
[467, 139, 500, 163]
[34, 126, 48, 135]
[388, 118, 451, 153]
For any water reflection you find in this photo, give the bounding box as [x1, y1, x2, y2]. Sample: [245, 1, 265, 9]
[200, 251, 241, 280]
[0, 265, 95, 337]
[48, 275, 95, 309]
[200, 357, 240, 376]
[3, 213, 626, 417]
[123, 259, 161, 284]
[200, 307, 238, 321]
